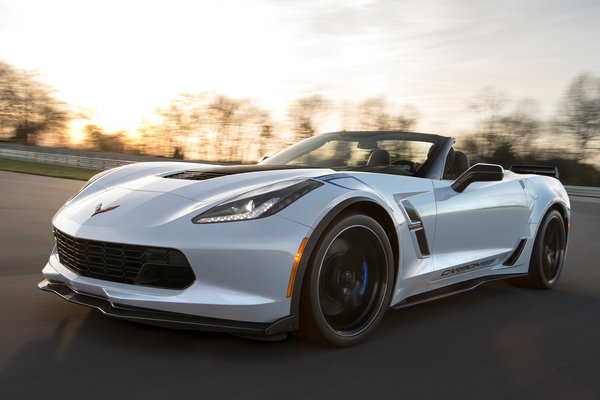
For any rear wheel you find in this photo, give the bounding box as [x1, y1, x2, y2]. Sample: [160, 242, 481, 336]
[513, 209, 566, 289]
[297, 212, 394, 346]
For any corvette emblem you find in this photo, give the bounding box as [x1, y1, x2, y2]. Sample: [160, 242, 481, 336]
[91, 203, 120, 217]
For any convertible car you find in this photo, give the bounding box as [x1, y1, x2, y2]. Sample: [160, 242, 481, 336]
[38, 131, 569, 346]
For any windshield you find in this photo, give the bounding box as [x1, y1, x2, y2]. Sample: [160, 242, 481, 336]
[261, 132, 441, 177]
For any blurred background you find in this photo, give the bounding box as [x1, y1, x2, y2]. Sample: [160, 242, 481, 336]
[1, 0, 599, 184]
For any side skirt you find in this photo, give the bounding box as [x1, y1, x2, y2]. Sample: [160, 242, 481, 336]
[391, 273, 527, 310]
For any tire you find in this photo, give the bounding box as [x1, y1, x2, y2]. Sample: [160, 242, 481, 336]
[297, 212, 394, 346]
[513, 209, 567, 289]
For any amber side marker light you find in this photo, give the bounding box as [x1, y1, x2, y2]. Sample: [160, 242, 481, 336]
[287, 237, 308, 298]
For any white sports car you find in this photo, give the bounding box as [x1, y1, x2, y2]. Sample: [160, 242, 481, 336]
[39, 131, 570, 346]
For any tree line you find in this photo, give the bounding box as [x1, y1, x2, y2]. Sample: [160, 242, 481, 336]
[1, 60, 599, 184]
[459, 77, 600, 185]
[0, 61, 68, 145]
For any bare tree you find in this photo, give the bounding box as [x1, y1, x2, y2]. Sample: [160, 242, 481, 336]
[466, 88, 542, 165]
[557, 73, 600, 160]
[0, 61, 68, 144]
[467, 87, 509, 158]
[237, 104, 273, 162]
[148, 93, 212, 159]
[498, 99, 541, 154]
[356, 97, 419, 131]
[0, 63, 18, 138]
[339, 100, 354, 132]
[288, 95, 328, 141]
[143, 93, 272, 162]
[83, 124, 126, 153]
[357, 97, 391, 130]
[206, 95, 273, 161]
[207, 95, 241, 159]
[395, 104, 419, 131]
[258, 123, 273, 159]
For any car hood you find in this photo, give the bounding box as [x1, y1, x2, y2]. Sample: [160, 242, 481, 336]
[55, 163, 336, 230]
[114, 164, 334, 203]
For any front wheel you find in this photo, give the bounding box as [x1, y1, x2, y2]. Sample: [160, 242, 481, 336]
[514, 209, 567, 289]
[297, 212, 394, 346]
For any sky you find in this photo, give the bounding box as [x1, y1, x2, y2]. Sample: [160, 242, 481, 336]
[1, 0, 599, 137]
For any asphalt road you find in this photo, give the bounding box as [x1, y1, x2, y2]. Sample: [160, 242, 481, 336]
[0, 170, 598, 399]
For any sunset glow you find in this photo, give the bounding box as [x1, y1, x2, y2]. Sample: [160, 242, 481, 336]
[1, 0, 599, 140]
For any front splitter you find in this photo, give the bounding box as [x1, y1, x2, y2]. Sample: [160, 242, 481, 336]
[38, 279, 297, 338]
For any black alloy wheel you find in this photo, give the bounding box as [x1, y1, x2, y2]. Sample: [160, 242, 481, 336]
[298, 212, 394, 346]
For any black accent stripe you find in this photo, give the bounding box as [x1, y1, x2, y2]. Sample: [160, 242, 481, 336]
[504, 239, 527, 266]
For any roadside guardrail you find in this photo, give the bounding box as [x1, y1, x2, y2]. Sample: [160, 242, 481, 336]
[0, 147, 132, 170]
[565, 185, 600, 198]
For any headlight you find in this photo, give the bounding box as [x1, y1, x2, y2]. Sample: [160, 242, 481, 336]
[192, 179, 323, 224]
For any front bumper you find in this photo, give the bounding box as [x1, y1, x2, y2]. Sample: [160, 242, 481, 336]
[44, 209, 313, 323]
[41, 248, 295, 323]
[38, 279, 297, 337]
[44, 187, 314, 334]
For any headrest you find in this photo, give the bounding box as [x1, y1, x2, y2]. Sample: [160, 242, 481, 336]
[367, 149, 391, 166]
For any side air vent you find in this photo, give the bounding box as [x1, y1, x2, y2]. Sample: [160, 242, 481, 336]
[504, 239, 527, 266]
[400, 200, 430, 256]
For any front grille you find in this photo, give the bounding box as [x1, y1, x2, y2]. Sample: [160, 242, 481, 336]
[54, 229, 195, 289]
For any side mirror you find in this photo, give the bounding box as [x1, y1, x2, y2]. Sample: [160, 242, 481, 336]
[451, 163, 504, 192]
[258, 155, 270, 163]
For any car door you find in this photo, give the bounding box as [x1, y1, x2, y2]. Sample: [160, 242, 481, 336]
[428, 175, 529, 288]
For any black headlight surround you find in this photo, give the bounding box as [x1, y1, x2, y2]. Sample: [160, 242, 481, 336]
[192, 179, 323, 224]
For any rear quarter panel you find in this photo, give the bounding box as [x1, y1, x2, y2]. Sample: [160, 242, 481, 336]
[522, 174, 570, 238]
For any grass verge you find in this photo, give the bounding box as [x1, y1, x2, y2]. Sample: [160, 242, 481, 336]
[0, 158, 98, 180]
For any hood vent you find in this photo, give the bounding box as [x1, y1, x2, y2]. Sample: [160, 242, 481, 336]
[164, 165, 313, 181]
[165, 170, 229, 181]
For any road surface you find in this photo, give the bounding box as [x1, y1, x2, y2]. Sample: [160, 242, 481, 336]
[0, 171, 598, 399]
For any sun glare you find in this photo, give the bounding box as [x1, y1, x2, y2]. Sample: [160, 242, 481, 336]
[68, 119, 88, 144]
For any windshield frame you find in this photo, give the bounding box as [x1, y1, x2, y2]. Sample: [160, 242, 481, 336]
[260, 131, 454, 179]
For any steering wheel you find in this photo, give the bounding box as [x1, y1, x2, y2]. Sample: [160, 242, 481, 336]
[392, 159, 415, 171]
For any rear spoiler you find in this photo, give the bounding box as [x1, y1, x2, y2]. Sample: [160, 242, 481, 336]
[510, 165, 559, 179]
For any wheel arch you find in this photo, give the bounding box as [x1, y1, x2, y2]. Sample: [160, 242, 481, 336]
[513, 202, 569, 289]
[534, 202, 570, 240]
[526, 176, 570, 241]
[289, 197, 400, 322]
[545, 202, 570, 240]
